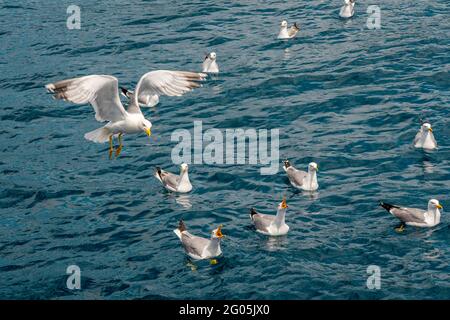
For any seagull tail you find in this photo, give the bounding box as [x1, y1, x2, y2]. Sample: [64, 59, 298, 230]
[250, 208, 258, 220]
[173, 219, 187, 240]
[84, 127, 111, 143]
[379, 201, 398, 212]
[120, 87, 133, 99]
[154, 167, 163, 183]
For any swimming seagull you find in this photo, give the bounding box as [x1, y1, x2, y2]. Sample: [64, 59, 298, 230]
[202, 52, 219, 73]
[174, 220, 224, 260]
[45, 70, 206, 159]
[120, 87, 159, 108]
[380, 199, 443, 232]
[277, 20, 300, 40]
[250, 198, 289, 236]
[414, 122, 438, 150]
[339, 0, 356, 18]
[283, 160, 319, 191]
[154, 163, 192, 193]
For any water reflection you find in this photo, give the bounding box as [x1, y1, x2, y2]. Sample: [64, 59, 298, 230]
[264, 236, 289, 252]
[175, 194, 192, 209]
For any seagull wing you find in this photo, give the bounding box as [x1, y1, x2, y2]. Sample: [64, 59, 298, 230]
[129, 70, 207, 113]
[251, 212, 275, 233]
[286, 167, 307, 186]
[46, 75, 127, 122]
[181, 232, 210, 258]
[390, 206, 427, 224]
[288, 24, 299, 38]
[157, 169, 180, 191]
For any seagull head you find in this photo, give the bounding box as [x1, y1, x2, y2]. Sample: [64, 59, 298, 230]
[180, 163, 189, 173]
[308, 162, 319, 172]
[281, 20, 288, 28]
[278, 197, 288, 210]
[421, 122, 433, 133]
[428, 199, 443, 211]
[283, 160, 291, 168]
[212, 225, 224, 239]
[209, 52, 217, 60]
[141, 119, 152, 137]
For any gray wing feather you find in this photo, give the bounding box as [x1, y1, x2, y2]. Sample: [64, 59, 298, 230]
[252, 213, 275, 232]
[181, 232, 209, 257]
[160, 170, 180, 190]
[390, 207, 426, 223]
[286, 167, 307, 186]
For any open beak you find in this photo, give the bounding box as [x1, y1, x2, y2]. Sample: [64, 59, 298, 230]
[145, 128, 152, 137]
[215, 225, 224, 238]
[281, 197, 288, 209]
[436, 204, 443, 209]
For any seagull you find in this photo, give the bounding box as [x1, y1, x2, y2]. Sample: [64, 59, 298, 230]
[174, 220, 224, 260]
[414, 122, 438, 150]
[202, 52, 219, 73]
[339, 0, 356, 18]
[154, 163, 192, 193]
[120, 87, 159, 108]
[45, 70, 206, 159]
[283, 160, 319, 191]
[250, 198, 289, 236]
[380, 199, 443, 232]
[277, 20, 300, 40]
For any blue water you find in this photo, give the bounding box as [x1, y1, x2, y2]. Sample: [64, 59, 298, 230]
[0, 0, 449, 300]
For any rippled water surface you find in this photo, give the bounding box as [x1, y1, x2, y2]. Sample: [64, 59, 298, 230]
[0, 0, 449, 299]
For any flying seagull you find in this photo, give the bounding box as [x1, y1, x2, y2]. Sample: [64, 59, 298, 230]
[154, 163, 192, 193]
[174, 220, 224, 260]
[277, 20, 300, 39]
[380, 199, 443, 232]
[45, 70, 207, 158]
[283, 160, 319, 191]
[250, 198, 290, 236]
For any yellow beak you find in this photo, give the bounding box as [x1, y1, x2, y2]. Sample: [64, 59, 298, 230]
[436, 204, 443, 209]
[428, 128, 433, 132]
[215, 225, 224, 238]
[281, 197, 288, 209]
[145, 128, 152, 137]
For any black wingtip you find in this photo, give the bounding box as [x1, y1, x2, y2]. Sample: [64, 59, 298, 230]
[250, 208, 257, 217]
[178, 219, 187, 232]
[379, 201, 397, 212]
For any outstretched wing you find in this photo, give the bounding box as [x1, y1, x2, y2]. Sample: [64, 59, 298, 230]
[46, 75, 126, 122]
[129, 70, 207, 113]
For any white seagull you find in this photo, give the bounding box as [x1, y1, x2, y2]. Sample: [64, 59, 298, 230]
[414, 122, 438, 150]
[380, 199, 443, 231]
[277, 20, 300, 40]
[202, 52, 219, 73]
[154, 163, 192, 193]
[174, 220, 224, 260]
[250, 198, 289, 236]
[339, 0, 356, 18]
[45, 70, 206, 158]
[283, 160, 319, 191]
